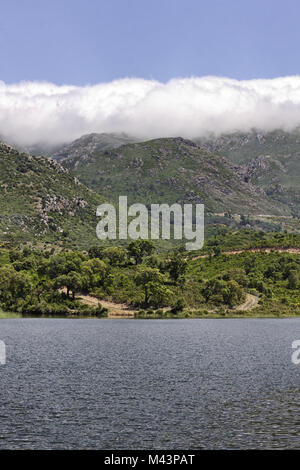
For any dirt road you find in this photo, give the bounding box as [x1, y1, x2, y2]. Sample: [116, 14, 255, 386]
[63, 246, 300, 316]
[191, 246, 300, 261]
[77, 293, 136, 317]
[233, 293, 259, 311]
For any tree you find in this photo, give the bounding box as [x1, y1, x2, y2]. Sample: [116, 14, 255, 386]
[135, 266, 168, 306]
[88, 246, 104, 259]
[222, 280, 245, 307]
[33, 276, 53, 302]
[222, 268, 248, 287]
[213, 245, 221, 257]
[288, 270, 298, 289]
[144, 254, 165, 270]
[9, 249, 22, 263]
[48, 251, 83, 278]
[171, 298, 186, 313]
[127, 240, 155, 264]
[148, 283, 172, 308]
[202, 278, 227, 303]
[56, 271, 83, 299]
[81, 258, 108, 289]
[167, 255, 187, 282]
[283, 262, 299, 280]
[202, 278, 245, 307]
[101, 246, 127, 266]
[0, 266, 32, 309]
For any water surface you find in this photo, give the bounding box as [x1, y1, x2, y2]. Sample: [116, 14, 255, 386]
[0, 318, 299, 449]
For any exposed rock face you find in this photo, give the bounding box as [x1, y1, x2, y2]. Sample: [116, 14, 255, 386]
[195, 129, 300, 216]
[0, 143, 109, 245]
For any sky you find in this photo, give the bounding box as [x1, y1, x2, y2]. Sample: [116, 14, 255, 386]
[1, 0, 300, 84]
[1, 0, 300, 146]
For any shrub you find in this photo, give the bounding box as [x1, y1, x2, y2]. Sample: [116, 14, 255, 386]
[171, 298, 186, 313]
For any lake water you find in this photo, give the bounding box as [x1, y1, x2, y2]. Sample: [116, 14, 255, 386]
[0, 318, 299, 449]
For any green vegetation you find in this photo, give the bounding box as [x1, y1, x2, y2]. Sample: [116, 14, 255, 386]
[189, 227, 300, 256]
[197, 129, 300, 217]
[62, 137, 286, 215]
[0, 143, 111, 249]
[0, 232, 299, 318]
[52, 132, 137, 162]
[0, 137, 299, 319]
[1, 138, 300, 256]
[0, 247, 108, 317]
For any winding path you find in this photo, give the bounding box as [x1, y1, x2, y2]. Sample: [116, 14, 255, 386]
[233, 293, 259, 311]
[76, 293, 136, 317]
[76, 292, 260, 316]
[191, 246, 300, 260]
[71, 246, 299, 316]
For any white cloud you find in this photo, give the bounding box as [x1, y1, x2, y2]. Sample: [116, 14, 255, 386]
[1, 76, 300, 148]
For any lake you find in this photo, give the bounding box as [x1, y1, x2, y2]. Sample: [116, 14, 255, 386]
[0, 318, 299, 449]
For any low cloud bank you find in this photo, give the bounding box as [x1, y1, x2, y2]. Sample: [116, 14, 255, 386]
[1, 76, 300, 147]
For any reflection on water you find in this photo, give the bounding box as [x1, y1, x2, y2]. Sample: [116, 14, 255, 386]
[0, 318, 299, 449]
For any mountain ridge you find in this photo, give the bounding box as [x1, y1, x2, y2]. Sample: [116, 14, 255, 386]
[52, 132, 138, 163]
[58, 136, 288, 216]
[195, 129, 300, 216]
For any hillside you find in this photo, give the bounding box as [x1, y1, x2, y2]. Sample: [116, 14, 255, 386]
[1, 132, 137, 158]
[0, 143, 109, 248]
[196, 130, 300, 216]
[196, 129, 300, 165]
[60, 136, 288, 215]
[52, 132, 138, 163]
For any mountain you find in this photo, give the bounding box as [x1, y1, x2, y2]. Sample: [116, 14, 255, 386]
[0, 135, 63, 158]
[60, 136, 288, 216]
[195, 129, 300, 216]
[52, 132, 138, 163]
[195, 129, 300, 164]
[0, 132, 138, 159]
[0, 143, 109, 248]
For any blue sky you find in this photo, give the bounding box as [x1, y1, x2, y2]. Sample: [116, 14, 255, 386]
[2, 0, 300, 146]
[1, 0, 300, 84]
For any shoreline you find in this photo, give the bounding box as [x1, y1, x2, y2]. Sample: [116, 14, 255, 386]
[1, 312, 299, 320]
